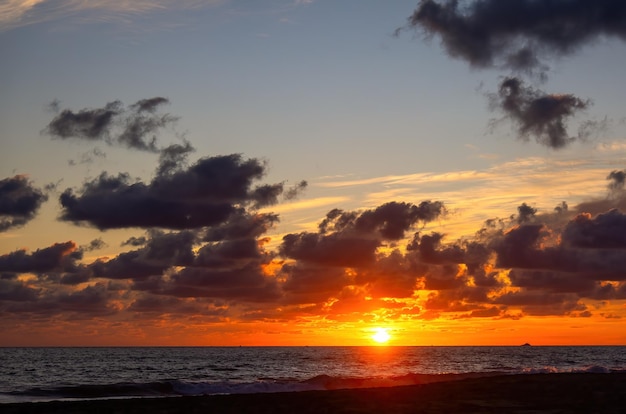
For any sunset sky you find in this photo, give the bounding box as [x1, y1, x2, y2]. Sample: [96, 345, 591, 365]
[2, 0, 626, 346]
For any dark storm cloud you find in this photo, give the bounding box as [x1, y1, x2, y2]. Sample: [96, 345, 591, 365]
[59, 154, 294, 230]
[44, 97, 177, 152]
[400, 0, 626, 74]
[489, 77, 590, 148]
[0, 175, 48, 232]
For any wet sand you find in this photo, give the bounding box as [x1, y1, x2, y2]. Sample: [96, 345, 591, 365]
[3, 373, 626, 413]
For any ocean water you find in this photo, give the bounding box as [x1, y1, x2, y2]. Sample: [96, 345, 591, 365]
[1, 346, 625, 403]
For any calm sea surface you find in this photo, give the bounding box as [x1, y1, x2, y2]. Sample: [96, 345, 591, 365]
[1, 346, 625, 403]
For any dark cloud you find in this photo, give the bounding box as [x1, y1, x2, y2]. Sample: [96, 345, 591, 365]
[400, 0, 626, 74]
[507, 269, 596, 294]
[156, 141, 195, 177]
[0, 241, 82, 274]
[1, 282, 115, 316]
[281, 231, 380, 267]
[127, 294, 227, 317]
[0, 175, 48, 232]
[45, 100, 121, 141]
[493, 291, 587, 316]
[356, 250, 427, 298]
[121, 236, 148, 247]
[554, 201, 568, 214]
[68, 147, 106, 166]
[0, 279, 40, 302]
[90, 230, 198, 280]
[44, 97, 177, 152]
[516, 202, 537, 224]
[280, 201, 445, 267]
[399, 1, 623, 147]
[5, 159, 626, 323]
[161, 265, 280, 302]
[409, 232, 463, 264]
[607, 169, 626, 192]
[282, 180, 308, 201]
[562, 209, 626, 249]
[59, 154, 293, 230]
[203, 212, 279, 242]
[281, 264, 352, 304]
[82, 238, 107, 252]
[131, 97, 170, 113]
[489, 77, 590, 148]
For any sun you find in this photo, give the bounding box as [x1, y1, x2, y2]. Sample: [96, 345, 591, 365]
[371, 327, 391, 344]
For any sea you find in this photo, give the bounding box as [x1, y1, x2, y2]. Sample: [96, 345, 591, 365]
[1, 346, 625, 404]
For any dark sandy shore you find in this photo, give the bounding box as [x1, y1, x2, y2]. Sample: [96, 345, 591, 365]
[3, 373, 626, 414]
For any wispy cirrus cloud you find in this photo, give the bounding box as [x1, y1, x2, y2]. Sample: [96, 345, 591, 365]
[0, 0, 45, 27]
[0, 0, 225, 32]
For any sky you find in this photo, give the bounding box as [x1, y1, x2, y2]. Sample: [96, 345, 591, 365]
[1, 0, 626, 346]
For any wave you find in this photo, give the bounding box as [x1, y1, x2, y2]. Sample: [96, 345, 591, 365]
[2, 366, 623, 403]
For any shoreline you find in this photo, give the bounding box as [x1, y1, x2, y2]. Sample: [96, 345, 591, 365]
[3, 373, 626, 413]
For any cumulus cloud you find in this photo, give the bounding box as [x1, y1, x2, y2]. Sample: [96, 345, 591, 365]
[399, 0, 626, 75]
[90, 230, 198, 281]
[0, 175, 48, 232]
[0, 241, 82, 275]
[7, 98, 626, 326]
[59, 154, 301, 230]
[2, 186, 626, 320]
[280, 201, 446, 267]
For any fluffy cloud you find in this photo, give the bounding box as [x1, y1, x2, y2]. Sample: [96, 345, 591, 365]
[400, 0, 626, 74]
[59, 154, 302, 230]
[0, 175, 48, 232]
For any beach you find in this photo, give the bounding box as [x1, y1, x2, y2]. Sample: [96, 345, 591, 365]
[3, 373, 626, 414]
